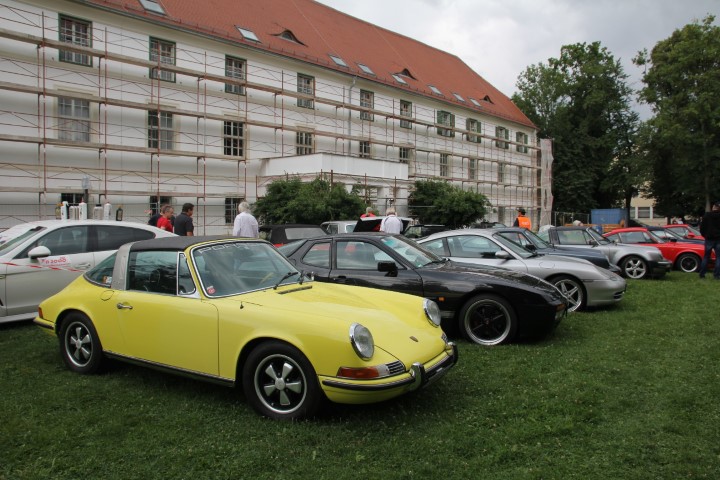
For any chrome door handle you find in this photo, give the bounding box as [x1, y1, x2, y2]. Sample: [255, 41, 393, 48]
[116, 303, 133, 310]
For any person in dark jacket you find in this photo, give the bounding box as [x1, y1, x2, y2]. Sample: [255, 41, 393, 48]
[698, 201, 720, 279]
[173, 203, 194, 236]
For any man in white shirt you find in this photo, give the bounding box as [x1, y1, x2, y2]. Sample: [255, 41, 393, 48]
[380, 207, 403, 234]
[233, 201, 259, 238]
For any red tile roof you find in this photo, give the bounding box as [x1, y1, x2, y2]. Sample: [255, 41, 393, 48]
[87, 0, 535, 127]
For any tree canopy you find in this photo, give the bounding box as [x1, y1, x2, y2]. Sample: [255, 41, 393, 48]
[253, 176, 367, 224]
[634, 15, 720, 215]
[512, 41, 641, 214]
[408, 179, 489, 229]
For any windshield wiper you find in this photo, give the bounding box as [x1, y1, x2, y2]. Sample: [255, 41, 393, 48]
[274, 271, 299, 290]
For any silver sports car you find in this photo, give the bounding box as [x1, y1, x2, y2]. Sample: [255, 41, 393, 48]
[419, 229, 626, 312]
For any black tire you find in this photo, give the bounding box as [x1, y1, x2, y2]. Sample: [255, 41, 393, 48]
[676, 253, 701, 273]
[620, 255, 648, 279]
[59, 313, 104, 374]
[458, 294, 518, 346]
[242, 342, 323, 420]
[550, 275, 586, 312]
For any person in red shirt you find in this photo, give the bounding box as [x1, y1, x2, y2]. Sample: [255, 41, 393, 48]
[360, 207, 376, 218]
[156, 205, 174, 232]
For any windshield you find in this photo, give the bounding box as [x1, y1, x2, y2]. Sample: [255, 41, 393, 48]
[523, 230, 552, 248]
[586, 228, 612, 244]
[192, 241, 303, 297]
[380, 236, 440, 268]
[686, 225, 702, 236]
[0, 226, 44, 256]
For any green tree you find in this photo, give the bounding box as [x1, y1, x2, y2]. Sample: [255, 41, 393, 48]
[512, 42, 642, 213]
[254, 176, 366, 224]
[408, 179, 489, 229]
[634, 15, 720, 214]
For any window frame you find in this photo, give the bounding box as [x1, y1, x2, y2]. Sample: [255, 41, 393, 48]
[59, 15, 92, 66]
[359, 140, 371, 158]
[223, 121, 244, 157]
[516, 131, 529, 153]
[437, 111, 455, 137]
[149, 37, 176, 83]
[466, 118, 481, 143]
[297, 74, 315, 109]
[360, 90, 374, 121]
[296, 131, 314, 155]
[225, 55, 246, 95]
[440, 154, 450, 177]
[399, 100, 412, 129]
[495, 126, 509, 149]
[148, 111, 174, 150]
[58, 97, 91, 142]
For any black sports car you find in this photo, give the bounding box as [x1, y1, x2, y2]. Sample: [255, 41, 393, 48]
[278, 233, 567, 346]
[492, 227, 622, 274]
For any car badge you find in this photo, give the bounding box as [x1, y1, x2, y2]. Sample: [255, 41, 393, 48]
[410, 336, 418, 342]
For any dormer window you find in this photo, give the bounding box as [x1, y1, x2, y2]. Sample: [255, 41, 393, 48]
[278, 30, 303, 45]
[399, 68, 416, 80]
[483, 95, 494, 104]
[236, 27, 260, 42]
[139, 0, 165, 15]
[329, 54, 348, 67]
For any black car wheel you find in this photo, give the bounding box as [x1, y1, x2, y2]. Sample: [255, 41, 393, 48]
[621, 255, 648, 279]
[59, 313, 104, 374]
[550, 275, 586, 312]
[242, 342, 323, 420]
[676, 253, 701, 273]
[458, 294, 518, 346]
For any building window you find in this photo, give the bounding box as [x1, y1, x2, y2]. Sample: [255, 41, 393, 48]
[399, 147, 412, 163]
[498, 163, 505, 183]
[59, 15, 92, 66]
[518, 166, 524, 185]
[58, 97, 90, 142]
[495, 126, 509, 149]
[296, 131, 313, 155]
[297, 74, 314, 109]
[150, 195, 172, 216]
[149, 37, 176, 82]
[466, 118, 481, 143]
[225, 197, 243, 224]
[637, 207, 651, 219]
[225, 56, 246, 95]
[437, 111, 454, 137]
[359, 141, 371, 158]
[400, 100, 412, 129]
[61, 192, 84, 206]
[223, 121, 244, 157]
[468, 158, 476, 180]
[440, 154, 450, 177]
[148, 111, 173, 149]
[516, 132, 529, 153]
[359, 90, 374, 121]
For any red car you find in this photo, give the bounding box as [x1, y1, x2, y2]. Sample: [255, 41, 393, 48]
[604, 227, 713, 273]
[664, 224, 704, 241]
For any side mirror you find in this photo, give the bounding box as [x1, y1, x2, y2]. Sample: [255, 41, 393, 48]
[28, 246, 51, 259]
[377, 261, 398, 273]
[495, 251, 511, 260]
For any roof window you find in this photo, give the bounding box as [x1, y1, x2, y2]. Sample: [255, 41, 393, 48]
[139, 0, 165, 15]
[329, 54, 348, 67]
[357, 63, 375, 75]
[453, 93, 465, 102]
[236, 27, 260, 42]
[392, 74, 407, 85]
[278, 30, 304, 45]
[428, 85, 443, 96]
[470, 98, 481, 107]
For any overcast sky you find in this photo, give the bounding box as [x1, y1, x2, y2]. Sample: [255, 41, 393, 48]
[315, 0, 717, 113]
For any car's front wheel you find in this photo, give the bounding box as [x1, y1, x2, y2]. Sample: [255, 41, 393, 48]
[59, 313, 104, 374]
[242, 342, 323, 420]
[621, 255, 648, 279]
[458, 294, 518, 346]
[550, 275, 586, 312]
[676, 253, 701, 273]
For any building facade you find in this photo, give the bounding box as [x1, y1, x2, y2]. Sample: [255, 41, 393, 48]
[0, 0, 550, 233]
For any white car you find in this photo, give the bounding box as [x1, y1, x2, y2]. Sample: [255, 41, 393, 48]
[418, 229, 626, 312]
[0, 219, 174, 323]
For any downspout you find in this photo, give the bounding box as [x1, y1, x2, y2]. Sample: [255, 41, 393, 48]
[347, 76, 357, 152]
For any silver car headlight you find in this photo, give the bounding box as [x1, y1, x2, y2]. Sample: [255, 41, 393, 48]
[423, 298, 442, 327]
[349, 323, 374, 360]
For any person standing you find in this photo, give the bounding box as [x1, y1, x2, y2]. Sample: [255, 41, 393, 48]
[360, 207, 376, 218]
[156, 205, 174, 233]
[233, 201, 259, 238]
[513, 208, 532, 229]
[698, 201, 720, 279]
[174, 203, 195, 236]
[380, 207, 403, 234]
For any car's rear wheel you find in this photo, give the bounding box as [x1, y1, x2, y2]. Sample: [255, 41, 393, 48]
[621, 255, 648, 279]
[458, 294, 517, 346]
[676, 253, 701, 273]
[550, 275, 586, 312]
[242, 342, 323, 420]
[59, 313, 104, 374]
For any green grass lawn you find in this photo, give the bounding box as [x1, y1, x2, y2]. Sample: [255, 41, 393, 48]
[1, 273, 719, 479]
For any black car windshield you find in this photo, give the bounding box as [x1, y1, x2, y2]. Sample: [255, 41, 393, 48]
[380, 236, 440, 268]
[193, 241, 302, 296]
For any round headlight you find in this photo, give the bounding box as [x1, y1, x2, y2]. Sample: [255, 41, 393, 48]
[349, 323, 374, 360]
[423, 298, 442, 327]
